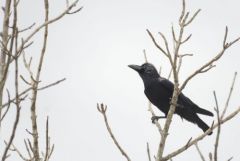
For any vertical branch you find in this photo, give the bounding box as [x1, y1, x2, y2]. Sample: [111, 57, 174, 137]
[147, 142, 152, 161]
[213, 91, 221, 161]
[2, 0, 21, 159]
[44, 116, 50, 161]
[143, 49, 148, 63]
[0, 0, 12, 128]
[148, 102, 163, 134]
[221, 72, 237, 119]
[155, 1, 201, 160]
[30, 0, 49, 160]
[195, 143, 206, 161]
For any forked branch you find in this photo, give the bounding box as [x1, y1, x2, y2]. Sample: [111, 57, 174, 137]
[180, 27, 240, 92]
[97, 103, 131, 161]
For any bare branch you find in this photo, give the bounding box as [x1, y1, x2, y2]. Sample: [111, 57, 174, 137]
[23, 51, 34, 82]
[67, 6, 83, 14]
[146, 29, 168, 57]
[0, 0, 14, 127]
[148, 102, 163, 135]
[1, 89, 11, 121]
[221, 72, 237, 119]
[38, 78, 66, 91]
[184, 9, 201, 26]
[9, 143, 31, 161]
[29, 0, 49, 159]
[2, 78, 66, 110]
[177, 54, 193, 74]
[180, 27, 240, 92]
[147, 142, 152, 161]
[97, 103, 131, 161]
[171, 25, 177, 44]
[223, 26, 228, 47]
[20, 75, 32, 85]
[17, 0, 81, 54]
[143, 49, 148, 63]
[24, 139, 33, 159]
[48, 144, 54, 160]
[158, 32, 171, 56]
[181, 34, 192, 44]
[181, 12, 189, 26]
[18, 23, 36, 33]
[2, 1, 21, 160]
[213, 91, 220, 161]
[44, 116, 50, 161]
[162, 106, 240, 161]
[178, 0, 186, 25]
[195, 143, 206, 161]
[209, 153, 213, 161]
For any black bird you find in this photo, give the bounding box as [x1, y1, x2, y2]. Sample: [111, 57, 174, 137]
[128, 63, 213, 134]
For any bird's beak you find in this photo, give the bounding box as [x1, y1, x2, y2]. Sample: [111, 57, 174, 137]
[128, 64, 142, 72]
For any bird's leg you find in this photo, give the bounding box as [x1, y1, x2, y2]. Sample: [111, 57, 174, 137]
[151, 115, 167, 123]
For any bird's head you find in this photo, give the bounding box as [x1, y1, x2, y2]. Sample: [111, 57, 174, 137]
[128, 63, 160, 81]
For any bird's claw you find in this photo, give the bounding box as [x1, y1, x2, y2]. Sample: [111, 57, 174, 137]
[151, 116, 166, 124]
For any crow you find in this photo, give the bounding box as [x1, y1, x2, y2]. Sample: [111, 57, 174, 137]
[128, 63, 213, 135]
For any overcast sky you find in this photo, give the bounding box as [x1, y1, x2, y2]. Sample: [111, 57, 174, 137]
[1, 0, 240, 161]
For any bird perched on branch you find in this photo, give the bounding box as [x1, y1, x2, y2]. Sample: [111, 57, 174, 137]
[128, 63, 213, 135]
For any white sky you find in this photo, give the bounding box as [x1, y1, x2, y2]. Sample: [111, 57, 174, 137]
[1, 0, 240, 161]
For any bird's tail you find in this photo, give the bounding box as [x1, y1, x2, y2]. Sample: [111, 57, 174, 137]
[196, 117, 212, 135]
[195, 106, 214, 116]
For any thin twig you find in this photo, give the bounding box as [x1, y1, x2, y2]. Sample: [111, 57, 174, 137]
[38, 78, 66, 91]
[2, 78, 66, 109]
[67, 6, 83, 14]
[147, 142, 152, 161]
[24, 139, 33, 159]
[1, 89, 11, 121]
[213, 91, 220, 161]
[195, 143, 206, 161]
[146, 29, 168, 57]
[9, 143, 31, 161]
[209, 153, 213, 161]
[44, 116, 50, 161]
[184, 9, 201, 26]
[97, 104, 131, 161]
[19, 23, 36, 33]
[181, 34, 192, 44]
[221, 72, 237, 119]
[177, 54, 193, 74]
[158, 32, 171, 56]
[178, 0, 186, 25]
[171, 25, 177, 44]
[143, 49, 148, 63]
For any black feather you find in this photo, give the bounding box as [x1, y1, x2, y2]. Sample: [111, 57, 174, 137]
[129, 63, 213, 135]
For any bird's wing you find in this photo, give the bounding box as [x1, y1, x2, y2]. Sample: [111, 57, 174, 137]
[178, 93, 196, 107]
[159, 78, 174, 92]
[160, 78, 195, 108]
[179, 93, 214, 116]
